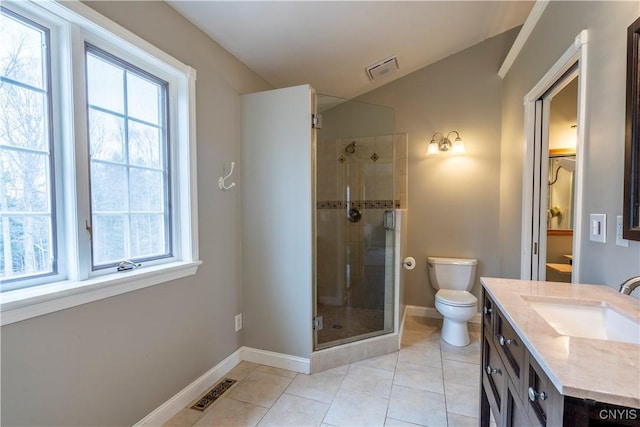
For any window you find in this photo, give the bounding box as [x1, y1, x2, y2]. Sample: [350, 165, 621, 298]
[0, 1, 199, 324]
[0, 8, 56, 284]
[86, 46, 171, 269]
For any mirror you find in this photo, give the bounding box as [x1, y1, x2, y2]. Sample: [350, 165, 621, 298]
[544, 73, 578, 284]
[546, 149, 576, 284]
[548, 150, 576, 232]
[624, 16, 640, 240]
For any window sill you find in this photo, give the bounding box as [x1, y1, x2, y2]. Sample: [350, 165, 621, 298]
[0, 261, 202, 326]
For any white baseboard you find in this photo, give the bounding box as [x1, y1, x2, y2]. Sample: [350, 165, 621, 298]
[405, 304, 481, 324]
[140, 305, 486, 426]
[239, 346, 310, 374]
[134, 349, 242, 426]
[406, 304, 440, 319]
[134, 347, 310, 426]
[399, 305, 408, 339]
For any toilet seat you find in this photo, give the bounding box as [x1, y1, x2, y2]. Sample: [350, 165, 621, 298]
[436, 290, 477, 307]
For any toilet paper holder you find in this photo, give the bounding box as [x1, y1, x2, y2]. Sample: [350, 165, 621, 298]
[402, 256, 416, 270]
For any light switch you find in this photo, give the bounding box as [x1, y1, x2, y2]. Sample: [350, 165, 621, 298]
[589, 214, 606, 243]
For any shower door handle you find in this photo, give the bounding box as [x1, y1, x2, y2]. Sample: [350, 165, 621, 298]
[383, 209, 395, 231]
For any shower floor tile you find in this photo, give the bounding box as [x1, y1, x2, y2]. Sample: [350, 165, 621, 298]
[163, 316, 483, 427]
[316, 304, 385, 345]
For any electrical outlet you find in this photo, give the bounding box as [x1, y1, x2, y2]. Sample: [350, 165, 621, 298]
[616, 215, 629, 247]
[235, 313, 242, 332]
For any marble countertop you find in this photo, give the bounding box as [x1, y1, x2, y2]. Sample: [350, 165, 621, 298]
[481, 277, 640, 408]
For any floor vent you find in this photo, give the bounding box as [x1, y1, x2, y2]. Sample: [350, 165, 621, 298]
[191, 378, 237, 411]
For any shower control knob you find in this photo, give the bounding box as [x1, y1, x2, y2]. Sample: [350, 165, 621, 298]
[347, 208, 362, 223]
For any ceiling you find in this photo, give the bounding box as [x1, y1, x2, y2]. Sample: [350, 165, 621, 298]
[167, 1, 534, 100]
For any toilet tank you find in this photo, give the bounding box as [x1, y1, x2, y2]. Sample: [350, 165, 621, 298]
[427, 257, 478, 291]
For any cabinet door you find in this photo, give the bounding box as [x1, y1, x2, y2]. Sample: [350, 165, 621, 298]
[494, 309, 526, 399]
[525, 351, 562, 426]
[482, 291, 495, 332]
[505, 377, 530, 427]
[482, 334, 506, 421]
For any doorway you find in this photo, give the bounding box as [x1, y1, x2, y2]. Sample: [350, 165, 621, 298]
[521, 31, 588, 282]
[538, 72, 579, 282]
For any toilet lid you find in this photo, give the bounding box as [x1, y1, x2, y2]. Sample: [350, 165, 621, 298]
[436, 290, 477, 307]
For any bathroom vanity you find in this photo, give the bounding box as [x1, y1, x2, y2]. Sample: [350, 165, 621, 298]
[480, 278, 640, 427]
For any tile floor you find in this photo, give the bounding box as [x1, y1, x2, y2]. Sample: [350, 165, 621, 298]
[164, 316, 483, 427]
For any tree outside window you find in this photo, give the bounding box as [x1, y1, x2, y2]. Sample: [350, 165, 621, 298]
[0, 9, 55, 282]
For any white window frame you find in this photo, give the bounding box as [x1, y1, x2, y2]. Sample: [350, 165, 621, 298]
[83, 41, 173, 272]
[0, 6, 59, 288]
[0, 0, 200, 326]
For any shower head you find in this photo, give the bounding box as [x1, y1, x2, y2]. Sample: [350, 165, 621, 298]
[549, 156, 576, 186]
[345, 141, 357, 154]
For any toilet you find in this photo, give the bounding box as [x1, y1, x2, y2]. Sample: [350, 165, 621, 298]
[427, 256, 478, 346]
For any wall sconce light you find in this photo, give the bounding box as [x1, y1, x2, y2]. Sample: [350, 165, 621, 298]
[426, 131, 465, 155]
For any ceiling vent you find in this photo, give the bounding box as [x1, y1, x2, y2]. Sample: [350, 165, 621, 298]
[365, 55, 399, 81]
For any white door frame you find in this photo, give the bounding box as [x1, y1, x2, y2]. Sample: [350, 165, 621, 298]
[521, 30, 588, 282]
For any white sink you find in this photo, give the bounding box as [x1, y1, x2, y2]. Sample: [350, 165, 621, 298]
[524, 297, 640, 344]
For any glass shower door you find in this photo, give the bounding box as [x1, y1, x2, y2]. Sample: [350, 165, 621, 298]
[314, 94, 402, 349]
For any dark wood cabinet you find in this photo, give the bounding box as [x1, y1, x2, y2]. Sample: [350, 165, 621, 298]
[482, 334, 506, 420]
[505, 377, 529, 427]
[482, 291, 495, 332]
[494, 308, 525, 400]
[480, 289, 640, 427]
[525, 351, 563, 426]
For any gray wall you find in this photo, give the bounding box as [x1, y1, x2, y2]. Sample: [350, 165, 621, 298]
[499, 1, 640, 286]
[318, 98, 395, 140]
[1, 2, 271, 426]
[357, 29, 519, 307]
[241, 86, 314, 358]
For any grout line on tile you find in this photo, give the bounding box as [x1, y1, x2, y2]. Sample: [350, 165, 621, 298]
[165, 315, 483, 427]
[440, 335, 450, 427]
[321, 363, 351, 425]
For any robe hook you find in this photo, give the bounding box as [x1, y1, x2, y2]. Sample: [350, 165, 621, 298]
[218, 162, 236, 190]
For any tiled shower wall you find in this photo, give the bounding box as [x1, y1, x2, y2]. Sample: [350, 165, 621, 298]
[316, 134, 407, 307]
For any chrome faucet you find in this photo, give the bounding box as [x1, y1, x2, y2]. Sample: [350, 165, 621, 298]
[619, 276, 640, 295]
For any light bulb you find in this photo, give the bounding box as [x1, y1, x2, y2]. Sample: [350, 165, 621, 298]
[426, 141, 439, 155]
[452, 137, 465, 154]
